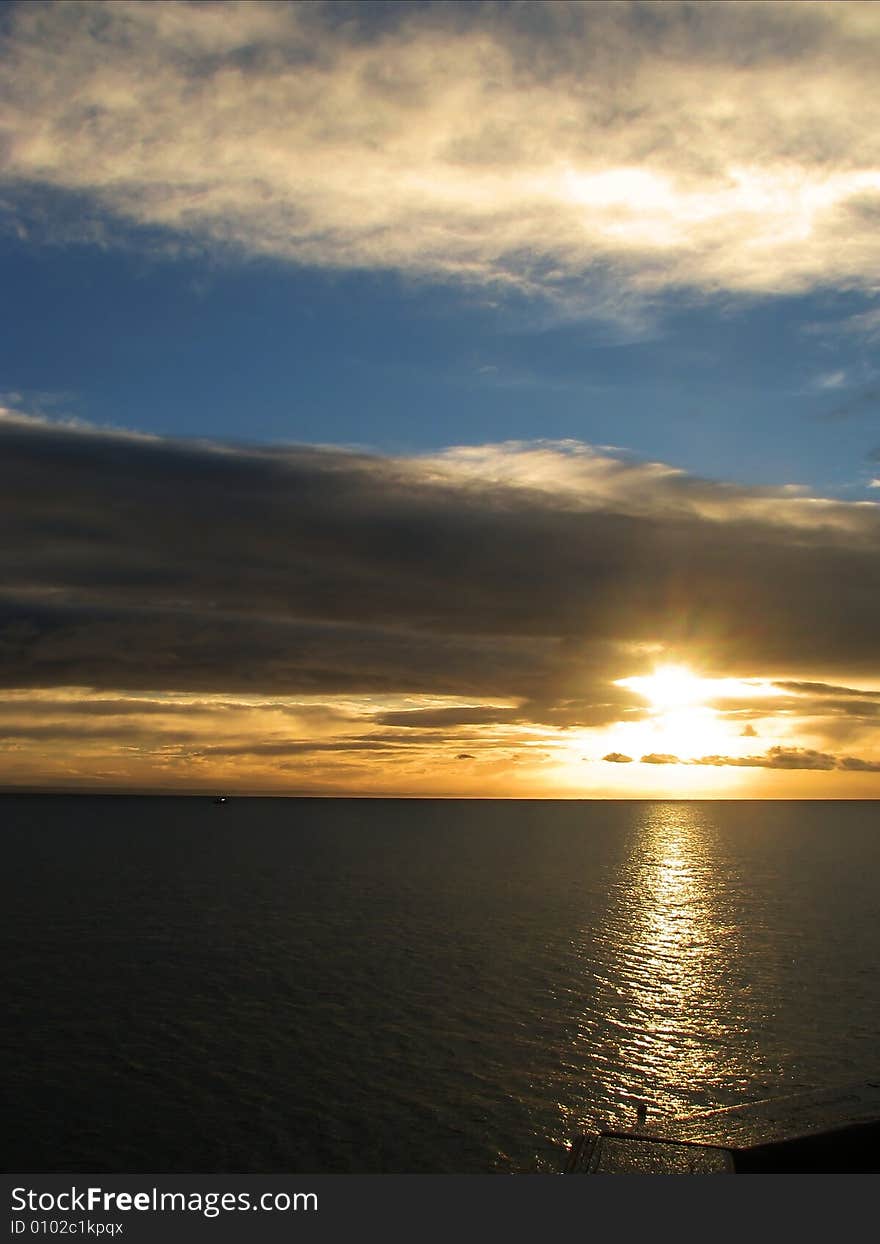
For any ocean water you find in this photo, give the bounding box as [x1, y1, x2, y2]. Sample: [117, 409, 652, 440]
[3, 796, 880, 1173]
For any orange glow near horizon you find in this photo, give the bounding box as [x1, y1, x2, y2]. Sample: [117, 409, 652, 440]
[0, 680, 878, 799]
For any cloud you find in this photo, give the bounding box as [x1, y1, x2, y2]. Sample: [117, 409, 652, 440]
[373, 705, 521, 728]
[763, 680, 880, 724]
[741, 723, 758, 737]
[838, 755, 880, 772]
[692, 746, 868, 770]
[0, 722, 199, 743]
[772, 680, 880, 699]
[2, 1, 880, 301]
[2, 411, 878, 790]
[814, 371, 849, 391]
[728, 747, 836, 770]
[0, 696, 203, 717]
[821, 386, 880, 422]
[2, 415, 880, 721]
[198, 738, 411, 758]
[832, 308, 880, 345]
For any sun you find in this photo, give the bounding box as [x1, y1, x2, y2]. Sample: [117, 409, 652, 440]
[566, 663, 783, 790]
[610, 663, 731, 760]
[554, 663, 779, 791]
[617, 664, 708, 711]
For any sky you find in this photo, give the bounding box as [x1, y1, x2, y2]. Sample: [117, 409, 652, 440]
[1, 0, 879, 796]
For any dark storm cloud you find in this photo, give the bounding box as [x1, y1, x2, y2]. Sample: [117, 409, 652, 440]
[0, 594, 557, 699]
[2, 417, 880, 705]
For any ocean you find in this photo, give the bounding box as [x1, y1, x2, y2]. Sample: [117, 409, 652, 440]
[4, 796, 879, 1173]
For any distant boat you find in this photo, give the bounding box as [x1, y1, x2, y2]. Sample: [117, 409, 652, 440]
[213, 796, 227, 805]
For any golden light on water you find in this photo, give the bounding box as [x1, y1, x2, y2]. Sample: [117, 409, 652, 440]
[622, 809, 725, 1094]
[575, 805, 760, 1129]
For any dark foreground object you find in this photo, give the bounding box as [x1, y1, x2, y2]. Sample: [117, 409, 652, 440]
[566, 1081, 880, 1173]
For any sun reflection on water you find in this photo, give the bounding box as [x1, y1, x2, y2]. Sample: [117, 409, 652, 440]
[565, 804, 767, 1135]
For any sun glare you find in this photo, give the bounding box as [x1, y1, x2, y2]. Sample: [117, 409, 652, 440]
[606, 663, 748, 770]
[617, 664, 708, 711]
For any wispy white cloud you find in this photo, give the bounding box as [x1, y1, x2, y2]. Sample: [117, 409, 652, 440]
[806, 304, 880, 346]
[2, 1, 880, 300]
[813, 370, 848, 391]
[834, 308, 880, 344]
